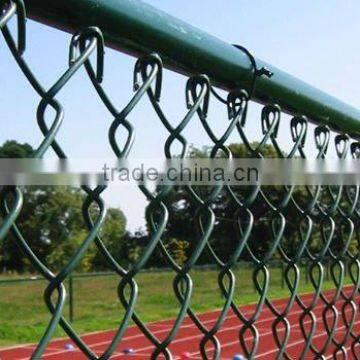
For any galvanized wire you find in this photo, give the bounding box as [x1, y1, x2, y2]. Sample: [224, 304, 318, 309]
[1, 1, 360, 359]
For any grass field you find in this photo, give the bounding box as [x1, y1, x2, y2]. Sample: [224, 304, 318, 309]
[0, 265, 352, 347]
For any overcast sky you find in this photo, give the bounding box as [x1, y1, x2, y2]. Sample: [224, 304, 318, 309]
[1, 0, 359, 231]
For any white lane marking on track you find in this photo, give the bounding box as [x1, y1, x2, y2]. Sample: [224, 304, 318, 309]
[5, 285, 345, 353]
[11, 286, 358, 360]
[186, 302, 360, 358]
[33, 286, 353, 359]
[255, 319, 360, 359]
[109, 301, 359, 359]
[324, 341, 360, 359]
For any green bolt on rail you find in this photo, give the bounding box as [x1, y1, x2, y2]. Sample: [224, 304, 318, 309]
[1, 0, 360, 359]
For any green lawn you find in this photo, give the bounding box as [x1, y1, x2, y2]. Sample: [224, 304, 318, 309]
[0, 265, 352, 347]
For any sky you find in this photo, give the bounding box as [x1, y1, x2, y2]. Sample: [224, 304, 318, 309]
[1, 0, 360, 231]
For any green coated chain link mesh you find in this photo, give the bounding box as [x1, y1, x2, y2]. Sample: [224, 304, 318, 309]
[1, 1, 360, 359]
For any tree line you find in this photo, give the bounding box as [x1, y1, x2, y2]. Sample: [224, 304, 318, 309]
[0, 140, 357, 273]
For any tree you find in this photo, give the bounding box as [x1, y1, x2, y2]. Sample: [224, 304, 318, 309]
[157, 143, 313, 265]
[0, 141, 127, 272]
[0, 140, 33, 158]
[90, 208, 127, 269]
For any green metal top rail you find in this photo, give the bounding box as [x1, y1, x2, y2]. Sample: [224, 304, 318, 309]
[24, 0, 360, 138]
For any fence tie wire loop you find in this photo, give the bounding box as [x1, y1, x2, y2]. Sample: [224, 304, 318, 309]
[261, 103, 281, 139]
[134, 53, 163, 101]
[335, 133, 350, 158]
[186, 74, 210, 117]
[315, 125, 330, 156]
[70, 26, 105, 83]
[233, 44, 273, 97]
[227, 89, 248, 124]
[290, 116, 308, 149]
[210, 44, 273, 105]
[351, 141, 360, 158]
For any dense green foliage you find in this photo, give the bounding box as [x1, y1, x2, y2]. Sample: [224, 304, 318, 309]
[152, 144, 358, 265]
[0, 141, 127, 272]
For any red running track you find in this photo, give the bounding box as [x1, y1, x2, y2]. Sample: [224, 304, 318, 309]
[1, 286, 360, 359]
